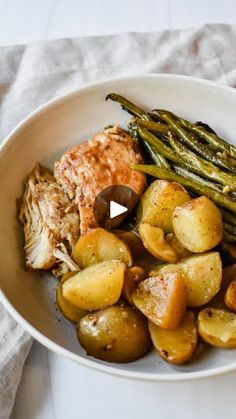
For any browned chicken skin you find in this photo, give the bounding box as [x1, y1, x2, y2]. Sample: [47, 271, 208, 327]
[54, 126, 146, 234]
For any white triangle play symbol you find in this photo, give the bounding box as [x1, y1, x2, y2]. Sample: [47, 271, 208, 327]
[110, 201, 128, 219]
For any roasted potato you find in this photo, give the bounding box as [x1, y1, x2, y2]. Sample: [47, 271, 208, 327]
[122, 266, 146, 304]
[132, 272, 187, 329]
[139, 223, 179, 263]
[62, 260, 125, 310]
[172, 196, 223, 253]
[116, 230, 145, 259]
[155, 252, 222, 307]
[57, 276, 86, 323]
[73, 228, 133, 269]
[77, 305, 152, 363]
[225, 279, 236, 311]
[198, 308, 236, 348]
[205, 264, 236, 309]
[149, 311, 198, 364]
[138, 180, 190, 233]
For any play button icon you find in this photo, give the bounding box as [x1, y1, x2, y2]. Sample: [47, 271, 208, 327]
[93, 185, 139, 229]
[110, 201, 128, 219]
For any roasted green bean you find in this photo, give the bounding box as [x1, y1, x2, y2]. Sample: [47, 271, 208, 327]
[224, 222, 236, 236]
[134, 119, 169, 135]
[221, 209, 236, 227]
[156, 108, 236, 159]
[223, 230, 236, 242]
[106, 93, 149, 119]
[173, 165, 222, 192]
[157, 112, 235, 172]
[169, 136, 236, 190]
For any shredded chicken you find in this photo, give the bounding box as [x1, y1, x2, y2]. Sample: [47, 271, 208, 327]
[19, 163, 80, 273]
[54, 125, 146, 234]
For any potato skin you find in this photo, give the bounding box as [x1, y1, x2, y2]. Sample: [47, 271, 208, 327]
[132, 272, 187, 329]
[172, 196, 223, 253]
[155, 252, 222, 307]
[138, 180, 190, 233]
[57, 279, 86, 323]
[77, 305, 152, 363]
[198, 308, 236, 348]
[122, 266, 146, 305]
[225, 279, 236, 311]
[149, 311, 198, 364]
[73, 228, 133, 269]
[62, 260, 125, 310]
[139, 223, 179, 263]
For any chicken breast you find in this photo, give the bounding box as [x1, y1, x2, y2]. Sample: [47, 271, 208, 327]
[19, 163, 80, 273]
[54, 126, 146, 234]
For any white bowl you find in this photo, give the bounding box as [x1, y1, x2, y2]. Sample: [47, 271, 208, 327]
[1, 74, 236, 381]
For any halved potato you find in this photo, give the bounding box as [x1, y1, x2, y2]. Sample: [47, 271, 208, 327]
[149, 311, 198, 364]
[116, 230, 145, 259]
[122, 266, 146, 304]
[205, 264, 236, 309]
[62, 260, 125, 310]
[139, 223, 179, 263]
[73, 228, 133, 269]
[77, 305, 152, 363]
[172, 196, 223, 253]
[138, 180, 190, 233]
[132, 272, 187, 329]
[198, 308, 236, 348]
[225, 279, 236, 311]
[57, 276, 86, 323]
[155, 252, 222, 307]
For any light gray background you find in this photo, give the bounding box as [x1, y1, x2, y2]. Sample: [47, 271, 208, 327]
[1, 1, 236, 418]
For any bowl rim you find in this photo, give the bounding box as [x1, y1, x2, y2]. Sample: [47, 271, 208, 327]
[1, 72, 236, 381]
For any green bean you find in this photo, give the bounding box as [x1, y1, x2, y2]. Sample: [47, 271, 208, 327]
[156, 108, 236, 159]
[173, 165, 222, 192]
[181, 119, 236, 159]
[136, 126, 185, 166]
[131, 165, 236, 213]
[157, 113, 235, 172]
[224, 222, 236, 236]
[221, 209, 236, 227]
[169, 136, 236, 190]
[136, 126, 236, 184]
[128, 124, 170, 169]
[142, 141, 170, 168]
[223, 230, 236, 242]
[134, 119, 169, 135]
[106, 94, 171, 167]
[106, 93, 149, 119]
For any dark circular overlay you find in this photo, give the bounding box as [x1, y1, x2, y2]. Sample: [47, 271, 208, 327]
[93, 185, 139, 229]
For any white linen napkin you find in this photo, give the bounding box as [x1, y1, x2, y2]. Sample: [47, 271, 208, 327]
[1, 23, 236, 419]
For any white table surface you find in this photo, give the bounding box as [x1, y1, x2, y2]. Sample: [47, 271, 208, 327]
[1, 1, 236, 418]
